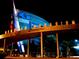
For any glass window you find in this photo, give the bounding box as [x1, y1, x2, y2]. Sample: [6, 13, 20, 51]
[26, 15, 30, 20]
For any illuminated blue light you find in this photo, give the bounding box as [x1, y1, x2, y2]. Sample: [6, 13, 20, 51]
[17, 10, 49, 26]
[26, 15, 30, 19]
[20, 41, 23, 45]
[75, 39, 78, 42]
[73, 39, 79, 50]
[18, 12, 25, 18]
[73, 45, 79, 50]
[17, 42, 22, 53]
[17, 42, 20, 46]
[19, 41, 25, 53]
[18, 17, 30, 24]
[21, 45, 25, 53]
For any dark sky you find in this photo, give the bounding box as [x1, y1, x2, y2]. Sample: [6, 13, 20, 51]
[0, 0, 79, 34]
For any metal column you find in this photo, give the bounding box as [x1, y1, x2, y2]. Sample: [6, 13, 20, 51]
[56, 32, 59, 58]
[10, 42, 13, 56]
[40, 32, 43, 57]
[3, 39, 6, 52]
[27, 40, 29, 57]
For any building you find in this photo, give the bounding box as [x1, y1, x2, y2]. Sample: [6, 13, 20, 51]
[13, 1, 50, 55]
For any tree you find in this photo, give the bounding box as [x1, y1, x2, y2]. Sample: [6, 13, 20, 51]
[61, 40, 74, 57]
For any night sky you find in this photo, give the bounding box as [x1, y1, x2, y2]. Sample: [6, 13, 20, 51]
[0, 0, 79, 34]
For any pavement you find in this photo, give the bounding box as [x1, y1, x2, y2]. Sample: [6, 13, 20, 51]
[5, 56, 79, 59]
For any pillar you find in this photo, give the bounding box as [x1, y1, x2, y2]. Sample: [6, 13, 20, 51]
[56, 32, 59, 58]
[4, 31, 7, 52]
[10, 42, 13, 56]
[40, 32, 43, 57]
[3, 39, 6, 52]
[27, 40, 29, 57]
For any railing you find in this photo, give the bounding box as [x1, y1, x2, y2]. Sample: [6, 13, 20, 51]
[0, 20, 79, 40]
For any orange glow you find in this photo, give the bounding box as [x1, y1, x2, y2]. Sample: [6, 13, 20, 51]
[0, 35, 4, 39]
[14, 29, 17, 32]
[55, 22, 58, 26]
[10, 29, 12, 32]
[49, 23, 52, 26]
[72, 20, 75, 24]
[5, 31, 7, 34]
[66, 20, 68, 25]
[61, 21, 63, 25]
[44, 23, 47, 27]
[8, 30, 9, 33]
[33, 25, 36, 28]
[0, 48, 4, 51]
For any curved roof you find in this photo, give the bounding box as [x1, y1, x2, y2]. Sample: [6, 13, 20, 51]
[16, 10, 49, 29]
